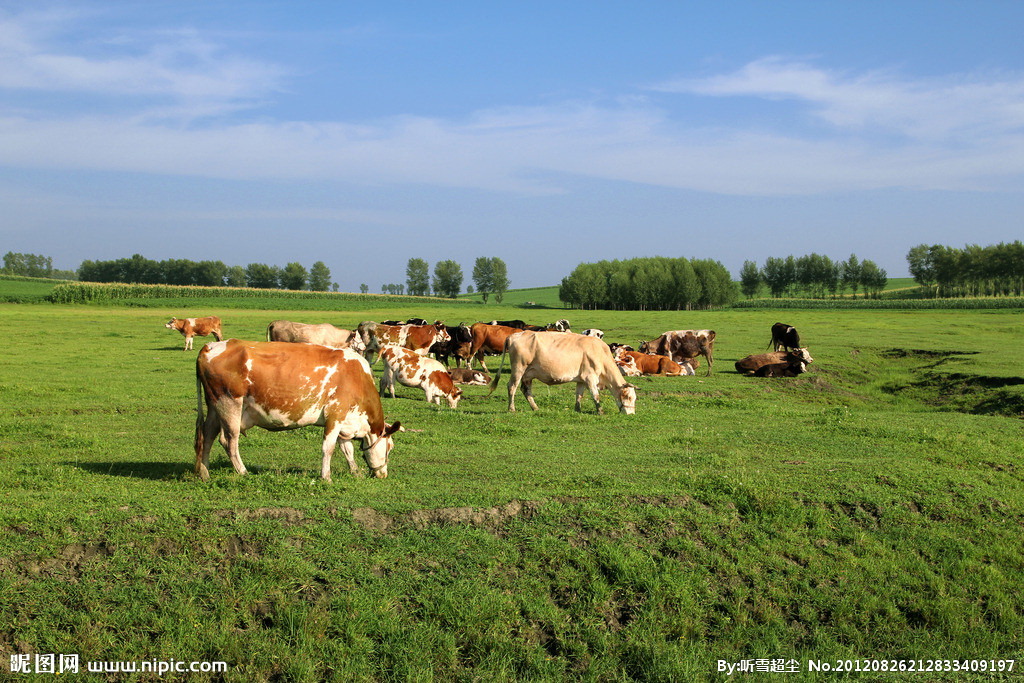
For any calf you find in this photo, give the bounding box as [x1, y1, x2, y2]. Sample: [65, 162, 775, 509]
[615, 349, 692, 377]
[166, 316, 222, 351]
[769, 323, 801, 352]
[378, 345, 462, 408]
[639, 329, 715, 375]
[449, 367, 491, 385]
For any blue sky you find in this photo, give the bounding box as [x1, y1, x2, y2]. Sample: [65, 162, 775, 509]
[2, 2, 1024, 290]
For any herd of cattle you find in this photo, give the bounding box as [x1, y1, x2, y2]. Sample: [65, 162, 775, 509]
[169, 315, 814, 481]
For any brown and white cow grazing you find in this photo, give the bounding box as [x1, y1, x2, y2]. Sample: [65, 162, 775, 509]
[639, 329, 715, 375]
[614, 349, 691, 377]
[166, 316, 222, 351]
[266, 320, 364, 351]
[735, 348, 814, 375]
[449, 367, 491, 385]
[769, 323, 801, 352]
[194, 339, 401, 482]
[357, 321, 450, 362]
[468, 322, 522, 371]
[490, 331, 637, 414]
[378, 345, 462, 408]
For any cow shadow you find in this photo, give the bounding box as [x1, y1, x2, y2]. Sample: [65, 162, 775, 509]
[71, 461, 193, 480]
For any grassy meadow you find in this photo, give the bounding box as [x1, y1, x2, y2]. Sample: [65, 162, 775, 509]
[1, 291, 1023, 681]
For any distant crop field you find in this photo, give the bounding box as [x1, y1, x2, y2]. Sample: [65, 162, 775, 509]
[1, 299, 1022, 681]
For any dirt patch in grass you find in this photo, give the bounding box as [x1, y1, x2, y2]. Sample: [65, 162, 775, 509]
[351, 499, 542, 533]
[21, 542, 113, 582]
[212, 506, 307, 526]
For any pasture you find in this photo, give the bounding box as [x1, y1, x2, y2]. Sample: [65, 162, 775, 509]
[1, 299, 1023, 681]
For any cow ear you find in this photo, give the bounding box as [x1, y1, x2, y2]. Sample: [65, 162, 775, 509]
[385, 421, 404, 436]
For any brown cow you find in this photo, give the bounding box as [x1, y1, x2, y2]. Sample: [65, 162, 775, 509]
[490, 331, 637, 414]
[378, 345, 462, 408]
[266, 320, 364, 351]
[754, 359, 808, 377]
[639, 329, 715, 375]
[468, 322, 522, 371]
[614, 349, 692, 377]
[735, 348, 814, 375]
[166, 316, 222, 351]
[194, 340, 401, 482]
[357, 321, 450, 362]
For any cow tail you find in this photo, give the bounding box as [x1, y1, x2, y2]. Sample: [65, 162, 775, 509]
[487, 337, 511, 396]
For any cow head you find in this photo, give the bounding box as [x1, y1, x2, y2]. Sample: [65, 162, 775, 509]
[363, 421, 402, 478]
[638, 340, 652, 354]
[165, 317, 183, 330]
[617, 384, 637, 415]
[791, 348, 814, 365]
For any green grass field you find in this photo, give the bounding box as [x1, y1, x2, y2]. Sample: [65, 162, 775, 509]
[1, 292, 1023, 681]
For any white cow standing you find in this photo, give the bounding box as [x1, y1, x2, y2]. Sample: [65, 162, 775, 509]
[489, 331, 637, 414]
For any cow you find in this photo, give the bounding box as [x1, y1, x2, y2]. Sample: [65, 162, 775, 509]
[266, 320, 364, 351]
[468, 322, 522, 371]
[449, 367, 491, 385]
[378, 345, 462, 408]
[166, 316, 222, 351]
[194, 340, 402, 482]
[581, 328, 604, 339]
[735, 348, 814, 375]
[489, 331, 637, 414]
[614, 349, 691, 377]
[381, 318, 428, 326]
[607, 342, 634, 355]
[356, 320, 450, 362]
[430, 323, 473, 368]
[491, 320, 527, 330]
[615, 353, 641, 377]
[548, 319, 571, 332]
[639, 329, 715, 375]
[754, 359, 808, 377]
[769, 323, 801, 352]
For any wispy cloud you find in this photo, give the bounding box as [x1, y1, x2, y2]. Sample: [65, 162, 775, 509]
[1, 8, 1023, 198]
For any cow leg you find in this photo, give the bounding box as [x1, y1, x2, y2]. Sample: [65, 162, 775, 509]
[217, 399, 247, 475]
[577, 381, 602, 414]
[506, 371, 521, 412]
[185, 335, 193, 351]
[522, 379, 540, 411]
[338, 439, 363, 478]
[379, 366, 396, 398]
[196, 408, 221, 481]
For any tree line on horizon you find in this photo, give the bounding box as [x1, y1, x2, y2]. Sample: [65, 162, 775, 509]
[76, 254, 335, 291]
[558, 257, 737, 310]
[2, 252, 76, 280]
[907, 242, 1024, 298]
[739, 253, 888, 299]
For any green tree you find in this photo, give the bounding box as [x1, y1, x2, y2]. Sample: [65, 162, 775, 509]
[860, 260, 887, 298]
[246, 263, 280, 289]
[308, 261, 332, 291]
[472, 257, 493, 302]
[406, 258, 430, 296]
[280, 262, 308, 290]
[432, 260, 463, 298]
[739, 260, 762, 299]
[842, 254, 861, 298]
[226, 266, 247, 287]
[490, 257, 510, 303]
[906, 244, 935, 293]
[360, 283, 368, 294]
[762, 257, 790, 298]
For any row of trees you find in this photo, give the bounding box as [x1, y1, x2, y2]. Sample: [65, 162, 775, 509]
[76, 254, 335, 291]
[2, 252, 76, 280]
[401, 257, 510, 300]
[907, 242, 1024, 297]
[558, 257, 737, 310]
[739, 253, 888, 299]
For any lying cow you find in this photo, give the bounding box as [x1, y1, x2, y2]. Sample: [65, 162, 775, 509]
[581, 328, 604, 339]
[754, 359, 808, 377]
[639, 330, 714, 376]
[735, 348, 814, 375]
[449, 367, 491, 385]
[614, 349, 691, 376]
[166, 316, 222, 351]
[266, 320, 364, 351]
[490, 331, 637, 414]
[769, 323, 801, 352]
[194, 340, 401, 482]
[378, 345, 462, 408]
